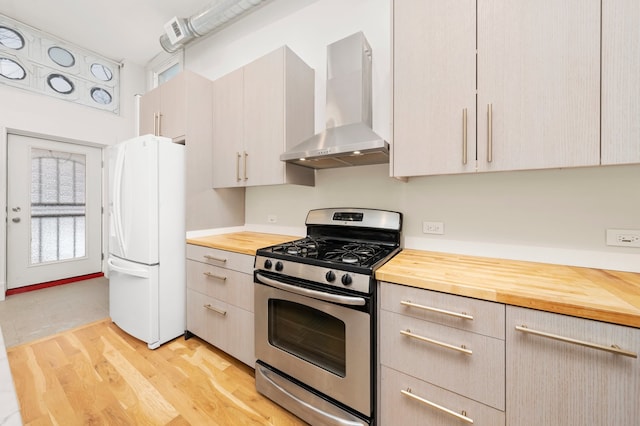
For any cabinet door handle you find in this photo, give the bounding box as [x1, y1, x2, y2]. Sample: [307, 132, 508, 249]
[462, 108, 468, 165]
[487, 103, 493, 163]
[203, 254, 227, 263]
[400, 388, 474, 424]
[204, 304, 227, 316]
[243, 151, 248, 181]
[515, 325, 637, 358]
[400, 329, 472, 355]
[400, 300, 473, 320]
[236, 152, 242, 182]
[153, 112, 159, 136]
[157, 112, 162, 136]
[203, 272, 227, 281]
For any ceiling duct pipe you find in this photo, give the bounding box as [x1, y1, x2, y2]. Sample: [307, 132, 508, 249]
[160, 0, 271, 53]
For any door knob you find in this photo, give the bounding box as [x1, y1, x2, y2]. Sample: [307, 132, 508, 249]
[12, 217, 20, 223]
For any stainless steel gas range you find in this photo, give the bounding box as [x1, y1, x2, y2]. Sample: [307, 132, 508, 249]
[254, 208, 402, 426]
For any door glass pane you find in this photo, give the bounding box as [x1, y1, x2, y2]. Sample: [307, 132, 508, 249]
[30, 148, 86, 264]
[268, 299, 346, 377]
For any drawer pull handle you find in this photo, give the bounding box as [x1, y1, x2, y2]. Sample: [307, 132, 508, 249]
[401, 300, 473, 320]
[203, 255, 227, 263]
[401, 329, 472, 355]
[204, 304, 227, 316]
[203, 272, 227, 281]
[401, 388, 474, 424]
[515, 325, 637, 358]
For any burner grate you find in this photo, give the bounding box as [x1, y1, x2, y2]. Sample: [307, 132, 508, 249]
[272, 239, 319, 258]
[324, 243, 382, 266]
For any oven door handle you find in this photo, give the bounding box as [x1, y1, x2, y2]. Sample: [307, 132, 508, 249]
[255, 273, 366, 306]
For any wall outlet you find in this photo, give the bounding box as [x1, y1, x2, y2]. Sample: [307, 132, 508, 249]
[267, 215, 278, 224]
[606, 229, 640, 247]
[423, 221, 444, 235]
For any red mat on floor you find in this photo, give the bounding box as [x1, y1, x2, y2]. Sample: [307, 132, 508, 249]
[5, 272, 104, 296]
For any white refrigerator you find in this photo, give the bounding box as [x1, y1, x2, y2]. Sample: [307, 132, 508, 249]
[107, 134, 185, 349]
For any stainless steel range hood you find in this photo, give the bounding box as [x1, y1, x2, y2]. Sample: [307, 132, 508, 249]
[280, 32, 389, 169]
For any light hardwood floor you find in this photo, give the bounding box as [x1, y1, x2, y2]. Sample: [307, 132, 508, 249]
[7, 318, 308, 425]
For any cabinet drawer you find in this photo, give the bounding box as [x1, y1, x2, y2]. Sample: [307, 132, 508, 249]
[380, 309, 505, 410]
[186, 260, 253, 312]
[381, 366, 505, 426]
[187, 289, 255, 367]
[380, 281, 505, 339]
[187, 244, 254, 273]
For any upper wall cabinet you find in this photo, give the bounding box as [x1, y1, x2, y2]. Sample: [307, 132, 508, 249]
[139, 71, 194, 141]
[393, 0, 477, 177]
[601, 0, 640, 165]
[138, 70, 245, 231]
[393, 0, 601, 178]
[212, 46, 316, 188]
[477, 1, 600, 172]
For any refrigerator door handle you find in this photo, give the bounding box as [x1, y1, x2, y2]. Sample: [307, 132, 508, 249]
[107, 258, 149, 278]
[112, 145, 127, 256]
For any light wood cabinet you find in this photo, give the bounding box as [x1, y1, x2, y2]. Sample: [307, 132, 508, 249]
[379, 282, 506, 424]
[601, 0, 640, 165]
[506, 306, 640, 426]
[477, 0, 600, 172]
[139, 71, 245, 231]
[212, 68, 244, 188]
[212, 46, 315, 188]
[186, 244, 255, 367]
[393, 0, 600, 177]
[139, 71, 197, 141]
[392, 0, 476, 177]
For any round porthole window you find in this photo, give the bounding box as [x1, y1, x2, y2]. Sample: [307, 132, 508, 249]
[47, 73, 74, 94]
[90, 63, 112, 81]
[48, 46, 75, 67]
[0, 26, 25, 49]
[91, 87, 112, 105]
[0, 57, 26, 80]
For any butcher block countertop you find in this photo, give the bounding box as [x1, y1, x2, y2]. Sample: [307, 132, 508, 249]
[376, 249, 640, 328]
[186, 231, 300, 256]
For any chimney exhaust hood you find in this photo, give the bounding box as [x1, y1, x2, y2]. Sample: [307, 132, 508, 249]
[280, 32, 389, 169]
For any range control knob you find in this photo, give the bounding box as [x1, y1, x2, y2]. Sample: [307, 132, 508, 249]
[341, 274, 353, 286]
[325, 271, 336, 282]
[275, 261, 284, 272]
[264, 259, 273, 269]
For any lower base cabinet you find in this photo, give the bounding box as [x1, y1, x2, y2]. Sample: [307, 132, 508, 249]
[381, 367, 505, 425]
[506, 306, 640, 426]
[379, 282, 640, 425]
[186, 244, 255, 366]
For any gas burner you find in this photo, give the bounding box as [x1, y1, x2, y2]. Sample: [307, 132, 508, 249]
[325, 243, 382, 265]
[274, 239, 319, 258]
[341, 253, 360, 264]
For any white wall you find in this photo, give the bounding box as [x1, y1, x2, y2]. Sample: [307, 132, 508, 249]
[185, 0, 640, 272]
[0, 59, 145, 298]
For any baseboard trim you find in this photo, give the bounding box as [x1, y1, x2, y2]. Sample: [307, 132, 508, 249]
[5, 272, 104, 296]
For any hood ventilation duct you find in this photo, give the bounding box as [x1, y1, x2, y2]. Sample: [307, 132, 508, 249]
[160, 0, 271, 53]
[280, 31, 389, 169]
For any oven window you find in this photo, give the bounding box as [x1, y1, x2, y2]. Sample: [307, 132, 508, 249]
[268, 299, 346, 377]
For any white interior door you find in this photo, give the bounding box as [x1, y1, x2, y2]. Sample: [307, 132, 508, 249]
[7, 134, 102, 289]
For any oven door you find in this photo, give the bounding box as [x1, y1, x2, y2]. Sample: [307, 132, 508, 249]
[254, 272, 372, 418]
